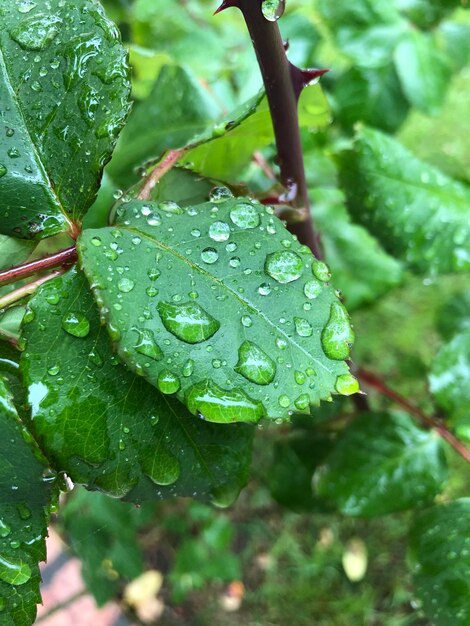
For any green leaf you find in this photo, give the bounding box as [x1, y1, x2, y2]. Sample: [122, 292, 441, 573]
[20, 268, 253, 503]
[106, 65, 221, 188]
[0, 0, 131, 240]
[315, 412, 447, 516]
[396, 0, 462, 29]
[60, 488, 152, 606]
[0, 377, 57, 625]
[429, 330, 470, 440]
[78, 197, 355, 423]
[394, 31, 451, 115]
[337, 127, 470, 274]
[436, 290, 470, 341]
[0, 237, 35, 272]
[409, 499, 470, 626]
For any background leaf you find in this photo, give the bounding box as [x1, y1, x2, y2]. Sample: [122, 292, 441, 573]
[78, 196, 355, 423]
[0, 377, 57, 626]
[0, 0, 131, 239]
[20, 269, 253, 503]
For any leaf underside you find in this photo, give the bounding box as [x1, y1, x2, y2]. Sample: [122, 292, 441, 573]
[0, 0, 131, 239]
[78, 196, 354, 424]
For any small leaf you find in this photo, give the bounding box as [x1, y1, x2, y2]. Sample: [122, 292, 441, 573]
[429, 330, 470, 440]
[0, 377, 57, 625]
[315, 412, 447, 516]
[78, 197, 354, 423]
[20, 269, 253, 502]
[0, 0, 131, 239]
[409, 499, 470, 626]
[337, 127, 470, 274]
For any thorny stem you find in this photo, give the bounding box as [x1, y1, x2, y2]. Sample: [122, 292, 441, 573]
[358, 368, 470, 465]
[0, 246, 77, 288]
[215, 0, 323, 258]
[0, 270, 66, 311]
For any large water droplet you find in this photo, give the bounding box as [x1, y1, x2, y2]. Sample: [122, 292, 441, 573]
[158, 200, 183, 214]
[186, 380, 264, 423]
[133, 329, 163, 361]
[158, 301, 220, 344]
[0, 520, 11, 539]
[335, 373, 360, 396]
[235, 341, 276, 385]
[261, 0, 285, 21]
[230, 203, 260, 229]
[209, 221, 230, 242]
[321, 302, 355, 360]
[201, 247, 219, 264]
[143, 451, 180, 486]
[304, 279, 322, 299]
[312, 260, 331, 282]
[61, 312, 90, 338]
[17, 1, 37, 13]
[265, 251, 303, 283]
[10, 14, 62, 50]
[118, 277, 135, 293]
[209, 186, 233, 202]
[294, 394, 310, 410]
[157, 370, 180, 394]
[0, 554, 31, 586]
[294, 317, 313, 337]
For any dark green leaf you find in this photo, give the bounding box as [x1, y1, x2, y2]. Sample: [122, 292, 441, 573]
[409, 499, 470, 626]
[394, 31, 451, 115]
[0, 0, 131, 240]
[396, 0, 462, 29]
[315, 412, 447, 516]
[0, 377, 57, 625]
[429, 330, 470, 440]
[78, 197, 355, 423]
[337, 127, 470, 274]
[60, 488, 152, 606]
[436, 290, 470, 341]
[20, 268, 253, 503]
[0, 237, 35, 272]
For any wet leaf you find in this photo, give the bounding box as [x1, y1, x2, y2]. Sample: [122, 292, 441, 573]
[315, 412, 447, 516]
[78, 196, 354, 424]
[338, 127, 470, 274]
[409, 499, 470, 626]
[20, 269, 253, 502]
[0, 0, 131, 239]
[0, 376, 57, 625]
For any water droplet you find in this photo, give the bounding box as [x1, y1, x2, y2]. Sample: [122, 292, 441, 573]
[182, 359, 194, 377]
[147, 268, 161, 281]
[321, 302, 355, 360]
[294, 317, 313, 337]
[157, 370, 180, 394]
[158, 301, 220, 344]
[262, 0, 285, 21]
[265, 251, 303, 284]
[0, 520, 11, 539]
[158, 200, 183, 214]
[17, 1, 37, 13]
[47, 364, 60, 376]
[143, 451, 180, 486]
[191, 228, 201, 238]
[226, 242, 237, 253]
[209, 221, 230, 242]
[0, 165, 6, 178]
[61, 312, 90, 338]
[241, 315, 253, 328]
[304, 279, 322, 299]
[275, 337, 287, 350]
[335, 373, 360, 396]
[133, 329, 163, 361]
[132, 236, 141, 245]
[186, 380, 264, 423]
[278, 394, 290, 408]
[229, 257, 241, 268]
[230, 203, 260, 229]
[117, 278, 135, 293]
[294, 371, 306, 385]
[88, 349, 103, 367]
[209, 186, 233, 202]
[108, 322, 121, 341]
[146, 286, 158, 297]
[235, 341, 276, 385]
[7, 147, 20, 159]
[294, 394, 310, 410]
[149, 415, 159, 426]
[212, 358, 222, 369]
[10, 14, 62, 50]
[312, 260, 331, 282]
[0, 554, 31, 586]
[201, 247, 219, 264]
[91, 236, 101, 247]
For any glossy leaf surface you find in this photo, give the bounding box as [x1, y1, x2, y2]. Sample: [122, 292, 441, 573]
[315, 412, 447, 516]
[78, 197, 354, 423]
[20, 269, 253, 502]
[338, 127, 470, 274]
[0, 0, 131, 239]
[0, 377, 57, 625]
[409, 499, 470, 626]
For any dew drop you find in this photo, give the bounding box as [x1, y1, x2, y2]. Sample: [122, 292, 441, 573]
[47, 365, 60, 376]
[312, 260, 331, 282]
[235, 341, 276, 385]
[0, 521, 11, 539]
[294, 371, 306, 385]
[241, 315, 253, 328]
[158, 200, 183, 214]
[201, 247, 219, 264]
[321, 302, 355, 360]
[143, 451, 180, 486]
[182, 359, 195, 377]
[209, 186, 233, 202]
[191, 228, 201, 238]
[258, 282, 271, 296]
[17, 1, 37, 13]
[7, 148, 20, 159]
[117, 278, 135, 293]
[133, 329, 163, 361]
[61, 312, 90, 338]
[304, 279, 322, 299]
[157, 370, 181, 394]
[10, 14, 62, 51]
[278, 394, 290, 408]
[230, 203, 260, 229]
[158, 301, 220, 344]
[209, 221, 230, 242]
[229, 257, 241, 268]
[90, 236, 102, 247]
[226, 242, 237, 253]
[294, 317, 313, 337]
[147, 268, 161, 281]
[261, 0, 285, 21]
[186, 380, 264, 423]
[335, 373, 360, 396]
[265, 250, 303, 284]
[146, 286, 158, 297]
[294, 394, 310, 410]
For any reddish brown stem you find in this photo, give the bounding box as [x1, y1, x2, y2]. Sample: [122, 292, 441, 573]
[0, 246, 77, 288]
[358, 368, 470, 464]
[137, 148, 187, 201]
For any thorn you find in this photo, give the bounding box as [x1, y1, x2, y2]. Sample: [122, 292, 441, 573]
[289, 63, 329, 101]
[301, 68, 329, 85]
[213, 0, 240, 15]
[283, 40, 290, 51]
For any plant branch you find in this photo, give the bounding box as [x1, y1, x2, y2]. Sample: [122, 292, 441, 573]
[0, 270, 65, 311]
[0, 246, 77, 288]
[358, 368, 470, 465]
[215, 0, 323, 258]
[137, 148, 187, 201]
